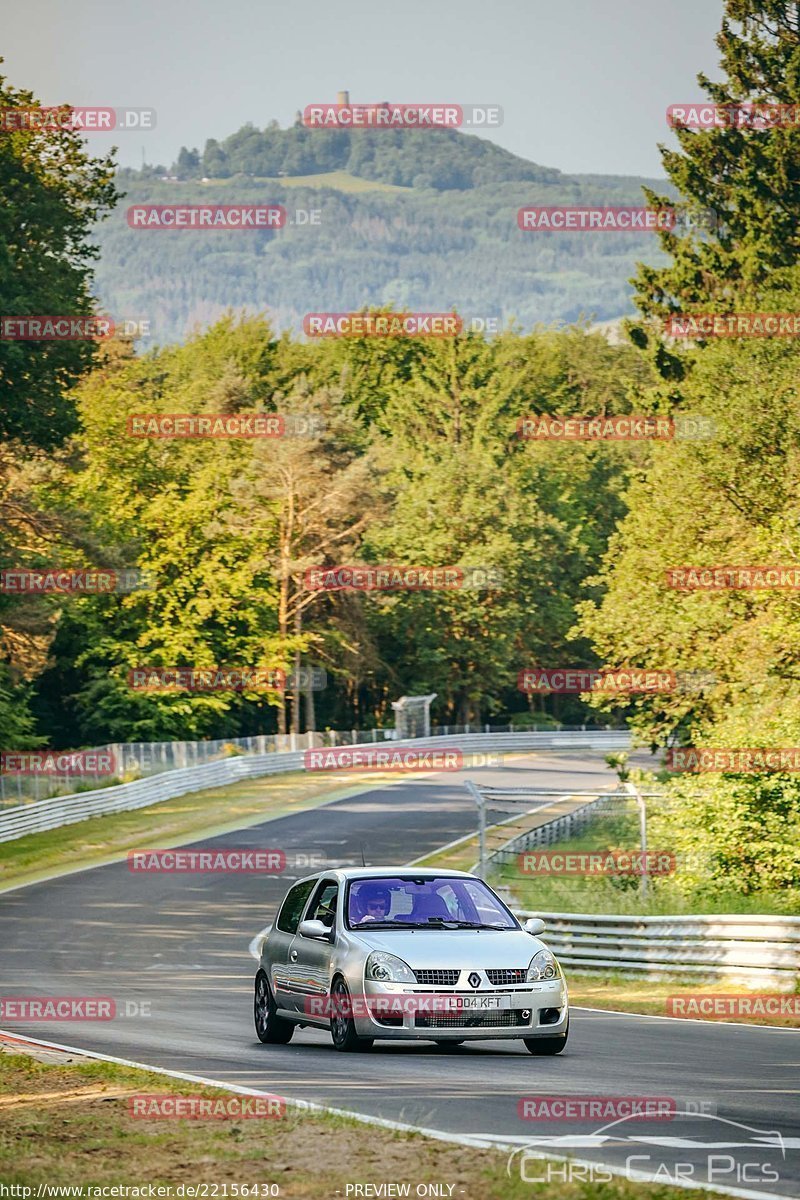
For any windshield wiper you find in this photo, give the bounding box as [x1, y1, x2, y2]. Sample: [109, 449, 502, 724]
[424, 919, 510, 929]
[352, 920, 421, 929]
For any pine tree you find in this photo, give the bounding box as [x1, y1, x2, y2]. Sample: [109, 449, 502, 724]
[632, 2, 800, 343]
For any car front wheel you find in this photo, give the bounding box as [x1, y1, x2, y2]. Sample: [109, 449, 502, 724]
[254, 971, 294, 1044]
[523, 1017, 568, 1055]
[330, 977, 373, 1052]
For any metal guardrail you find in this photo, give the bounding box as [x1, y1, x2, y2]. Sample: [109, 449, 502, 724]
[487, 792, 626, 865]
[516, 910, 800, 990]
[0, 730, 630, 844]
[467, 769, 637, 881]
[0, 751, 303, 844]
[480, 788, 800, 990]
[0, 722, 627, 806]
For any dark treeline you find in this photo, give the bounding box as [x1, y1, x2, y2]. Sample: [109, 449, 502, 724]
[99, 172, 669, 345]
[13, 318, 651, 746]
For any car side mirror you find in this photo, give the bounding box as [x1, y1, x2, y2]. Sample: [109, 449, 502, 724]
[524, 917, 546, 936]
[298, 919, 333, 940]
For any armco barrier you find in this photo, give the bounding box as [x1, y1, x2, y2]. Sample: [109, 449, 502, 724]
[0, 752, 304, 844]
[483, 789, 799, 991]
[0, 731, 629, 844]
[487, 792, 625, 866]
[0, 722, 627, 805]
[516, 910, 800, 990]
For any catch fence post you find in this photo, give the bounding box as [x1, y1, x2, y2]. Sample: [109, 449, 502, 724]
[465, 780, 486, 880]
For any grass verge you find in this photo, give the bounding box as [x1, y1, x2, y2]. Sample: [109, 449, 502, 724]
[198, 169, 412, 193]
[0, 1040, 732, 1198]
[568, 971, 800, 1027]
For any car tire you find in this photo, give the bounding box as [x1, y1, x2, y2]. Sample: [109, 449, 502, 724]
[329, 976, 373, 1052]
[523, 1017, 568, 1056]
[254, 971, 294, 1044]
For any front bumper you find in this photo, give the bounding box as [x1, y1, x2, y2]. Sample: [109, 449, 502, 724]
[355, 979, 568, 1040]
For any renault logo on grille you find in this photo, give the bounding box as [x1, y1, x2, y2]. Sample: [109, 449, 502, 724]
[468, 972, 481, 989]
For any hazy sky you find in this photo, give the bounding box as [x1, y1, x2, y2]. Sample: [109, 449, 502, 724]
[3, 0, 723, 177]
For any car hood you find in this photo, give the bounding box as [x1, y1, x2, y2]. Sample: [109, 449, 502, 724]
[350, 927, 547, 968]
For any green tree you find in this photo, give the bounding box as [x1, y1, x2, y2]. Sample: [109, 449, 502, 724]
[42, 320, 289, 742]
[632, 2, 800, 352]
[0, 66, 118, 449]
[575, 297, 800, 750]
[359, 327, 647, 724]
[0, 66, 117, 747]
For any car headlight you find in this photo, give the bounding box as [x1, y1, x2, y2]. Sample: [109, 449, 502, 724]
[527, 948, 560, 982]
[365, 951, 416, 984]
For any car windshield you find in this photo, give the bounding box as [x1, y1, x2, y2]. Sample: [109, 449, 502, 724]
[345, 876, 517, 930]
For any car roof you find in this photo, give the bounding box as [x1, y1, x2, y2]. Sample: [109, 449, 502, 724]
[297, 866, 477, 884]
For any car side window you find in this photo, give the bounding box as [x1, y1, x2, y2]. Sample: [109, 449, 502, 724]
[276, 879, 316, 934]
[305, 879, 339, 929]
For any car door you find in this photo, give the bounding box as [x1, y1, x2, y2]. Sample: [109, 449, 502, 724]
[285, 877, 340, 1017]
[267, 877, 317, 1012]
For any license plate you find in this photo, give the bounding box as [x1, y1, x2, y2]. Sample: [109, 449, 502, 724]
[445, 995, 509, 1011]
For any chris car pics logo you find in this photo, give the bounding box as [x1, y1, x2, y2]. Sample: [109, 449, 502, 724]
[508, 1111, 786, 1188]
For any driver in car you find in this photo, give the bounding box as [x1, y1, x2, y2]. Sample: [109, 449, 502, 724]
[355, 883, 391, 923]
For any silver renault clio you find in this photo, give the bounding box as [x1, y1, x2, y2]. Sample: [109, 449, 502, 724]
[252, 867, 568, 1053]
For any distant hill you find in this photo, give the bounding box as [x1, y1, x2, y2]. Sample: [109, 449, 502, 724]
[97, 124, 673, 345]
[164, 122, 565, 190]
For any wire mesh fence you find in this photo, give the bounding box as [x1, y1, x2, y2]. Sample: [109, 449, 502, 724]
[0, 720, 625, 808]
[465, 782, 639, 881]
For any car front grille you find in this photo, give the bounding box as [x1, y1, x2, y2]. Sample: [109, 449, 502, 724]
[486, 969, 527, 986]
[416, 1010, 529, 1029]
[413, 969, 460, 986]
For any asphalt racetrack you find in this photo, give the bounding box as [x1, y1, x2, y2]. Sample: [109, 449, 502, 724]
[1, 752, 798, 1197]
